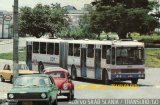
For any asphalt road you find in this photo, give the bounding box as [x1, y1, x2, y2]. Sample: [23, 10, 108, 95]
[0, 66, 160, 105]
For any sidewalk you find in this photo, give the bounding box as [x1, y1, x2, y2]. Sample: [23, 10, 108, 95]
[0, 37, 31, 54]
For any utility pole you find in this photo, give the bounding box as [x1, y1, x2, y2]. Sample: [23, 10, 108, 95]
[13, 0, 19, 82]
[2, 14, 4, 39]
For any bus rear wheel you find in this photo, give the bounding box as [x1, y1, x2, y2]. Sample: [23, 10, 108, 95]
[131, 79, 138, 84]
[102, 69, 111, 85]
[71, 66, 77, 80]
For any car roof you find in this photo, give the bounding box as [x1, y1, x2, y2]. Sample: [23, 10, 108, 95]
[18, 74, 50, 77]
[44, 67, 68, 73]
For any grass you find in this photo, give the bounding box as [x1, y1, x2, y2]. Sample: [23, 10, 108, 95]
[0, 48, 160, 68]
[145, 48, 160, 68]
[0, 48, 26, 61]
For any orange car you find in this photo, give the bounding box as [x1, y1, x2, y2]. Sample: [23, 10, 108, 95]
[44, 67, 74, 100]
[0, 64, 38, 83]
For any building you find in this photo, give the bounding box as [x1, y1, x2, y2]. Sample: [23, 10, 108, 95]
[0, 11, 13, 39]
[64, 5, 90, 26]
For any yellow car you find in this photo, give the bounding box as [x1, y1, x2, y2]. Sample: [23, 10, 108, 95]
[0, 64, 38, 83]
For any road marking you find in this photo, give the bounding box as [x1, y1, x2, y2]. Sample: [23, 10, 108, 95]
[155, 85, 160, 88]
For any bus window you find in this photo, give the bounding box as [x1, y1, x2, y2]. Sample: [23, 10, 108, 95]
[47, 43, 54, 55]
[69, 44, 73, 56]
[40, 42, 46, 54]
[102, 45, 106, 59]
[74, 44, 80, 57]
[112, 47, 115, 65]
[106, 49, 111, 64]
[55, 43, 59, 55]
[87, 44, 94, 58]
[33, 42, 39, 53]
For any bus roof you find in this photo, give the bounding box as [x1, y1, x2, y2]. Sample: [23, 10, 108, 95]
[26, 38, 112, 45]
[113, 40, 144, 47]
[26, 38, 144, 47]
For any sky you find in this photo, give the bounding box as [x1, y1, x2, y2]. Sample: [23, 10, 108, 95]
[0, 0, 93, 11]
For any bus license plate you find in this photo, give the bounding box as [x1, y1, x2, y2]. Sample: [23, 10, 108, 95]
[22, 101, 33, 105]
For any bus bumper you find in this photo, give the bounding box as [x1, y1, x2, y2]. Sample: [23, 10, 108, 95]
[111, 73, 145, 80]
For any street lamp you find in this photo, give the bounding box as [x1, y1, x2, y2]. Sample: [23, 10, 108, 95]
[13, 0, 19, 82]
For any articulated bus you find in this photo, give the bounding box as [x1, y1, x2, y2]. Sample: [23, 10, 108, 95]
[26, 38, 145, 84]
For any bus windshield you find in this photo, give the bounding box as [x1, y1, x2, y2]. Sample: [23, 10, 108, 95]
[115, 47, 144, 65]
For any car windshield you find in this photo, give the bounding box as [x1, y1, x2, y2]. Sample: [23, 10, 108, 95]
[47, 71, 65, 78]
[14, 76, 51, 87]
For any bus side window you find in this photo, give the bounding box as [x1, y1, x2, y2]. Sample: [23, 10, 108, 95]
[33, 42, 39, 53]
[102, 45, 106, 59]
[74, 44, 80, 57]
[55, 43, 59, 55]
[112, 47, 115, 65]
[47, 43, 54, 55]
[69, 44, 73, 56]
[106, 49, 110, 64]
[40, 42, 46, 54]
[87, 44, 94, 58]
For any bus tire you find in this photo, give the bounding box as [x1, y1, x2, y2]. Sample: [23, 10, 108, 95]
[102, 69, 111, 85]
[71, 66, 77, 80]
[131, 79, 138, 84]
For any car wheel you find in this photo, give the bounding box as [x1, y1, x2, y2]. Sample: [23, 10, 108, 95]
[71, 66, 77, 80]
[0, 75, 5, 82]
[102, 69, 111, 85]
[71, 94, 74, 100]
[47, 100, 52, 105]
[131, 79, 138, 84]
[52, 99, 58, 105]
[67, 90, 74, 101]
[10, 76, 13, 83]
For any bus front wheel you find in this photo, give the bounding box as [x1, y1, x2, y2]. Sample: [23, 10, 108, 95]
[71, 66, 77, 80]
[131, 79, 138, 84]
[102, 69, 111, 85]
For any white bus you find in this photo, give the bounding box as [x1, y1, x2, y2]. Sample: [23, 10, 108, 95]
[26, 38, 145, 84]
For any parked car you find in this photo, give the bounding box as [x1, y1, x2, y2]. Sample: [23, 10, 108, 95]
[0, 64, 38, 83]
[7, 74, 58, 105]
[44, 67, 74, 100]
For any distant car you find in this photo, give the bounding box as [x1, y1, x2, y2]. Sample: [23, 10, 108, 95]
[7, 74, 58, 105]
[44, 67, 74, 100]
[0, 64, 38, 83]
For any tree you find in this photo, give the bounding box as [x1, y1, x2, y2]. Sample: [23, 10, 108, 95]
[19, 3, 69, 38]
[58, 14, 95, 39]
[90, 0, 159, 39]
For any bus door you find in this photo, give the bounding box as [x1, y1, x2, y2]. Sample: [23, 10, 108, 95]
[95, 45, 101, 79]
[26, 41, 32, 70]
[80, 44, 87, 77]
[60, 42, 68, 70]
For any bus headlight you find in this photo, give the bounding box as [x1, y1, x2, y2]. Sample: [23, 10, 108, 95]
[41, 93, 46, 99]
[8, 94, 14, 99]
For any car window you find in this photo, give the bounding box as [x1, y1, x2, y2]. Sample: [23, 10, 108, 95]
[48, 71, 66, 78]
[14, 76, 50, 87]
[3, 64, 11, 70]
